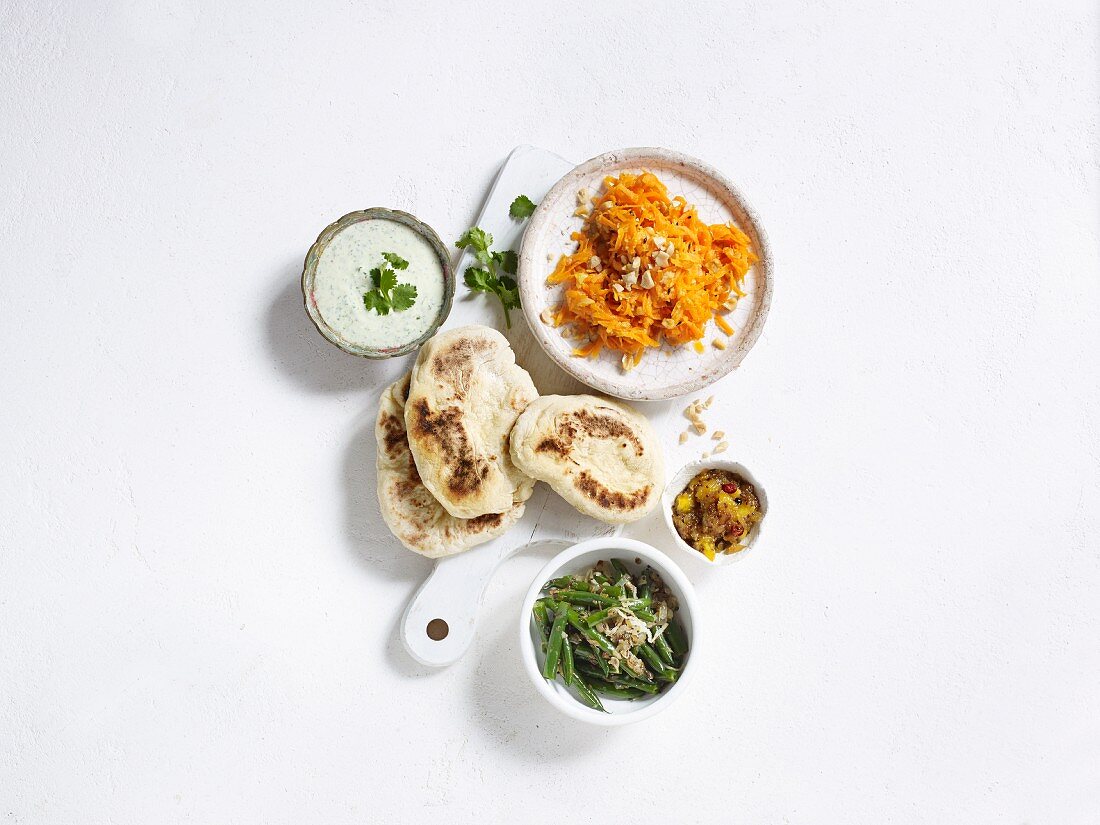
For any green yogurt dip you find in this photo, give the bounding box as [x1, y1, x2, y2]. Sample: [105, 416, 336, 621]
[312, 218, 446, 351]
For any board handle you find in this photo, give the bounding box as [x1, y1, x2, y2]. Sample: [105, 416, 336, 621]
[400, 536, 581, 667]
[400, 542, 516, 667]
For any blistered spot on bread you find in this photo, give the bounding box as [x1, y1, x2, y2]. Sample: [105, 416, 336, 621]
[466, 512, 503, 530]
[409, 399, 490, 498]
[430, 336, 494, 395]
[394, 462, 424, 498]
[574, 471, 652, 512]
[535, 420, 577, 457]
[535, 408, 643, 457]
[574, 408, 643, 455]
[379, 413, 407, 458]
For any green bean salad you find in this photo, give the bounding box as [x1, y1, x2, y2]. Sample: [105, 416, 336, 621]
[532, 558, 688, 712]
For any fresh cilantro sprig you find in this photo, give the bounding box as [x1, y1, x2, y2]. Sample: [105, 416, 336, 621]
[456, 228, 520, 328]
[509, 194, 536, 219]
[456, 196, 536, 327]
[363, 252, 417, 315]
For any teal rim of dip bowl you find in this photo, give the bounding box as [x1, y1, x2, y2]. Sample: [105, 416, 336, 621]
[301, 208, 455, 359]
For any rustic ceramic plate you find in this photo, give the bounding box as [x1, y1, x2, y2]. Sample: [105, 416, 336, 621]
[517, 148, 773, 400]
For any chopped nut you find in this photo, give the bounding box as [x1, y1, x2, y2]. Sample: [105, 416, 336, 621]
[573, 206, 588, 217]
[705, 396, 715, 408]
[653, 251, 670, 268]
[693, 421, 707, 435]
[589, 255, 602, 269]
[712, 431, 725, 440]
[631, 256, 641, 269]
[701, 451, 711, 459]
[640, 270, 655, 289]
[714, 441, 729, 454]
[611, 282, 624, 293]
[713, 338, 727, 350]
[621, 353, 637, 372]
[603, 200, 614, 209]
[679, 431, 689, 444]
[576, 188, 590, 205]
[540, 307, 555, 325]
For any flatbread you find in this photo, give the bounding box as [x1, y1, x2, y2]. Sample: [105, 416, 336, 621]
[376, 373, 524, 557]
[405, 325, 537, 519]
[509, 394, 663, 524]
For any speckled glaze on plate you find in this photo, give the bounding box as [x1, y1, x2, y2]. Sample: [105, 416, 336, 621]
[517, 148, 773, 400]
[301, 208, 454, 359]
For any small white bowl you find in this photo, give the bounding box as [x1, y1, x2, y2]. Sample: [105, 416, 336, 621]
[518, 537, 700, 726]
[662, 459, 769, 567]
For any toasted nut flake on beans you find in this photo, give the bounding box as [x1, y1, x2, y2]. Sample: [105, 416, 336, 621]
[679, 432, 689, 445]
[714, 441, 729, 454]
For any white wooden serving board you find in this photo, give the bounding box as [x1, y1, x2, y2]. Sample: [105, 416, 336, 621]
[401, 146, 623, 667]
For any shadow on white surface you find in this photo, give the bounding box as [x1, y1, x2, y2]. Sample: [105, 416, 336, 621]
[342, 412, 446, 679]
[341, 413, 430, 581]
[463, 542, 614, 760]
[265, 262, 400, 395]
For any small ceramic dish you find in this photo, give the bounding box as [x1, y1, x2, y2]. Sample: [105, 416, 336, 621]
[662, 458, 768, 567]
[518, 537, 699, 726]
[517, 147, 773, 400]
[301, 208, 454, 359]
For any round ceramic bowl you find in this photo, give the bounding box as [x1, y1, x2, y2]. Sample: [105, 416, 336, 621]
[301, 208, 454, 359]
[662, 458, 769, 567]
[517, 147, 773, 400]
[518, 537, 700, 726]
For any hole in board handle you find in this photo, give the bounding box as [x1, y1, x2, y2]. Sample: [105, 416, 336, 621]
[426, 618, 449, 641]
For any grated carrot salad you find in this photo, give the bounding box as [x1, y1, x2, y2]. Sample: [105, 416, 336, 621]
[547, 171, 757, 369]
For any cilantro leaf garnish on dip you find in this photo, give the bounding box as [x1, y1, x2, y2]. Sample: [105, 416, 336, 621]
[363, 252, 418, 316]
[310, 217, 445, 351]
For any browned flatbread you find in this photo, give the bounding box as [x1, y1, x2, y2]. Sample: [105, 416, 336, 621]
[376, 373, 523, 557]
[404, 325, 537, 518]
[509, 395, 663, 524]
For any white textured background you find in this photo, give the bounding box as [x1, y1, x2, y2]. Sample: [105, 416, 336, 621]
[2, 2, 1098, 823]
